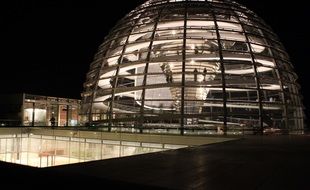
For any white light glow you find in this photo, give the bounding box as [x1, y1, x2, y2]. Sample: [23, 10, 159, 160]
[0, 136, 180, 168]
[24, 109, 46, 122]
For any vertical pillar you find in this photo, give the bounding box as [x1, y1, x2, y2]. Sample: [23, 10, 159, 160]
[57, 103, 60, 127]
[139, 7, 165, 134]
[209, 4, 228, 135]
[108, 20, 141, 132]
[181, 1, 188, 135]
[66, 105, 70, 127]
[21, 93, 25, 126]
[233, 12, 264, 135]
[32, 102, 35, 127]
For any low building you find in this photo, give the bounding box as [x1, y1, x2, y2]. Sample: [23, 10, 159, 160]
[0, 93, 80, 127]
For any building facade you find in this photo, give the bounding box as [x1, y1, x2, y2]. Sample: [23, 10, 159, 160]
[81, 0, 304, 134]
[0, 93, 80, 127]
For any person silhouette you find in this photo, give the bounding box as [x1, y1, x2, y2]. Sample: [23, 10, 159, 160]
[194, 68, 198, 82]
[203, 68, 207, 81]
[50, 116, 56, 127]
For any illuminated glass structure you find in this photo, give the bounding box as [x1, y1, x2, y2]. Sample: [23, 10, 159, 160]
[81, 0, 304, 135]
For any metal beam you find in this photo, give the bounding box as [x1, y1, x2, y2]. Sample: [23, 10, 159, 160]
[208, 3, 228, 135]
[139, 6, 165, 133]
[181, 0, 188, 135]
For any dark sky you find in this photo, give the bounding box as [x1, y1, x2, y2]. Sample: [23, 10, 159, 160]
[1, 0, 309, 119]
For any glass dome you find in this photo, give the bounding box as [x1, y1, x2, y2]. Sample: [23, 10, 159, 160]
[81, 0, 304, 135]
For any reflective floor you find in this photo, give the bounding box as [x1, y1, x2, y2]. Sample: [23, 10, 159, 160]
[0, 134, 186, 168]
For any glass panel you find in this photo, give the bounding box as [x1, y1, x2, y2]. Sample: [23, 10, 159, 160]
[112, 99, 141, 115]
[261, 90, 284, 103]
[217, 21, 242, 31]
[128, 32, 153, 43]
[187, 8, 213, 20]
[0, 133, 186, 168]
[221, 40, 248, 52]
[23, 103, 47, 126]
[219, 30, 246, 42]
[222, 15, 241, 23]
[159, 8, 185, 21]
[263, 103, 286, 129]
[243, 24, 263, 36]
[223, 60, 255, 79]
[187, 29, 217, 39]
[187, 20, 216, 29]
[226, 102, 260, 134]
[146, 62, 180, 86]
[186, 39, 219, 55]
[185, 103, 226, 132]
[155, 29, 184, 40]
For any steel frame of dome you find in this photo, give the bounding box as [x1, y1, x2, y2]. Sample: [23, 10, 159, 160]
[81, 0, 304, 135]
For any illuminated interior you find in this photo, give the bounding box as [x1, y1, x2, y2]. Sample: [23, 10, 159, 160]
[81, 0, 304, 134]
[23, 94, 80, 127]
[0, 134, 185, 168]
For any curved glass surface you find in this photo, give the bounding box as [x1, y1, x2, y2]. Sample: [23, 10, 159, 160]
[81, 0, 304, 135]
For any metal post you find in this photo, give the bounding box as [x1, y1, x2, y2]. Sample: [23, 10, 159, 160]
[139, 7, 165, 134]
[66, 105, 70, 127]
[181, 1, 188, 136]
[208, 3, 228, 135]
[32, 102, 35, 127]
[234, 12, 264, 135]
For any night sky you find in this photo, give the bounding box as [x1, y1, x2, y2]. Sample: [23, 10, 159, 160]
[1, 0, 309, 121]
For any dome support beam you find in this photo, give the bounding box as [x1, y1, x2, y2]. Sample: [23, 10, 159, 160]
[256, 29, 289, 131]
[180, 0, 189, 135]
[234, 15, 264, 135]
[139, 5, 165, 133]
[108, 19, 141, 131]
[209, 2, 228, 135]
